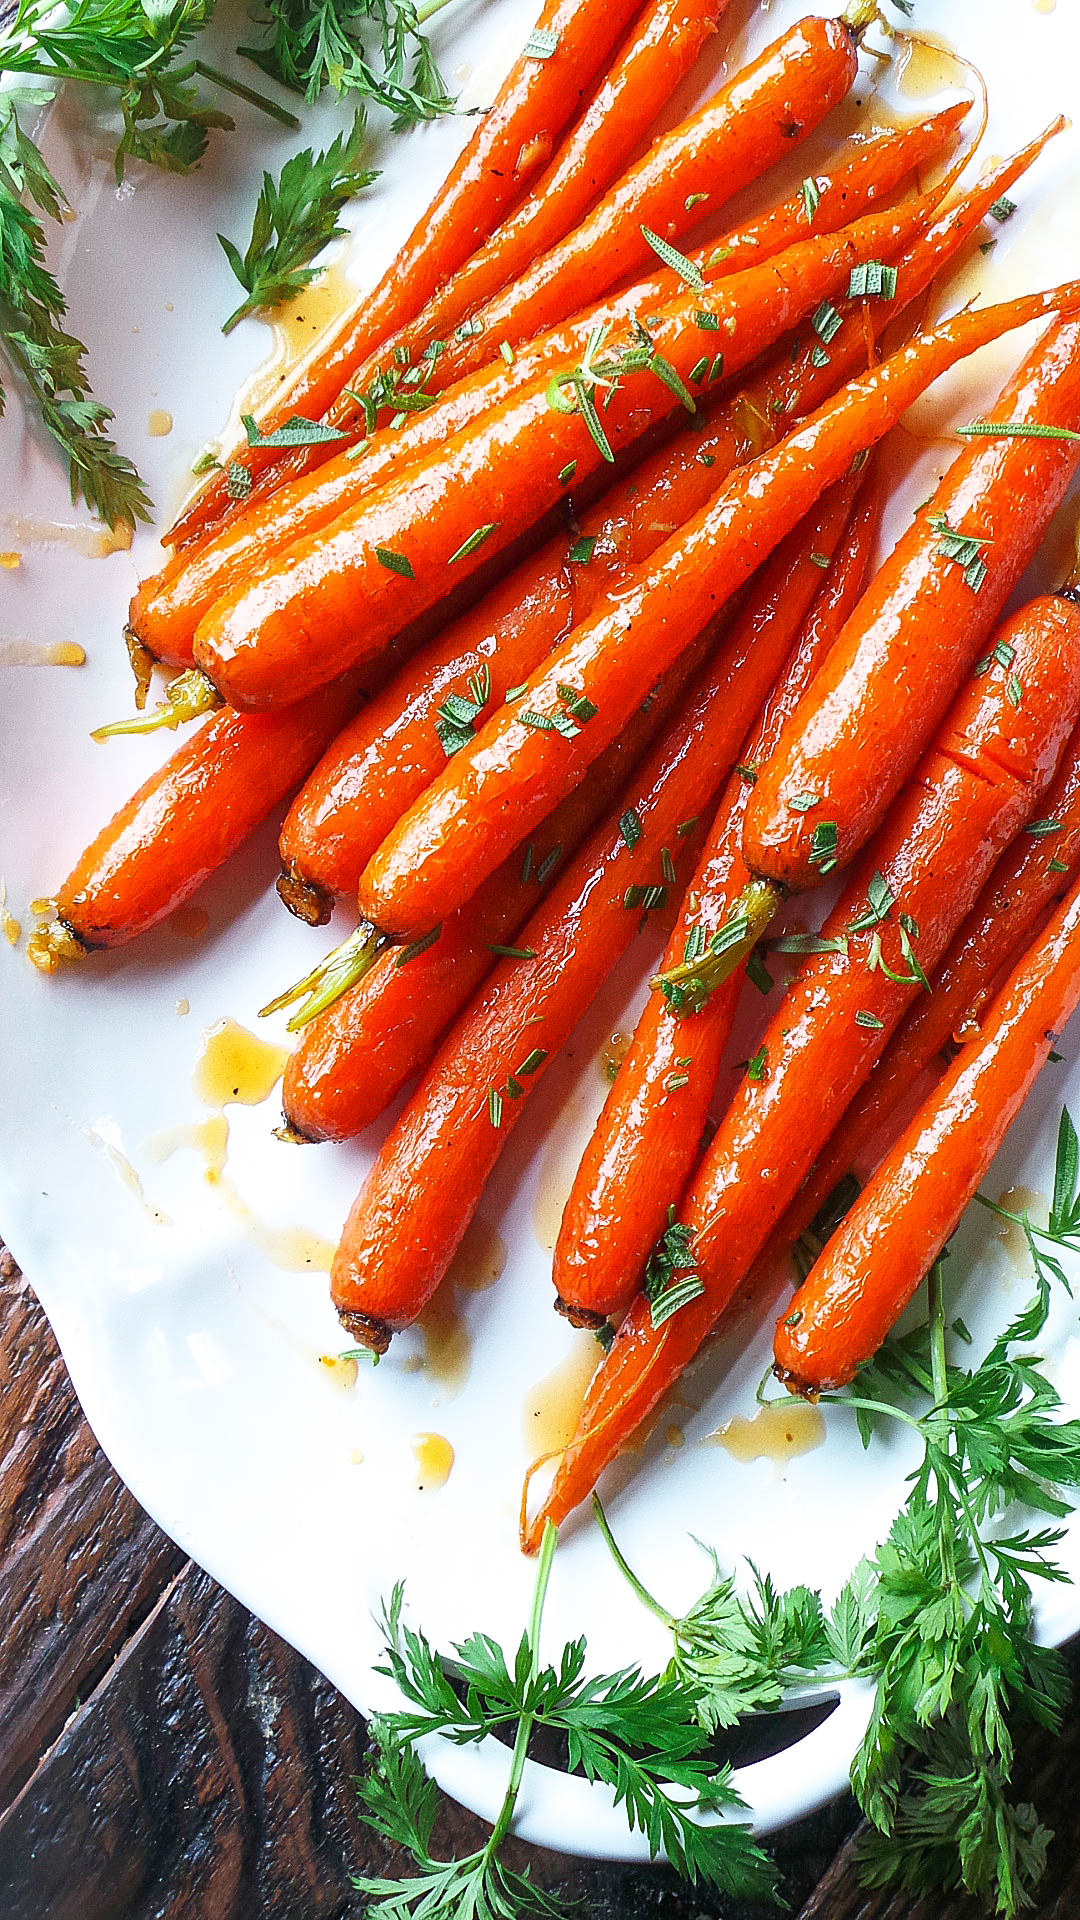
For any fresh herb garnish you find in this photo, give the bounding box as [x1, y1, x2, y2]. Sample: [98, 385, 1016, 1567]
[929, 511, 991, 590]
[958, 420, 1080, 447]
[219, 111, 376, 331]
[241, 410, 349, 447]
[848, 260, 897, 300]
[640, 226, 705, 292]
[435, 665, 490, 757]
[240, 0, 456, 126]
[447, 522, 499, 564]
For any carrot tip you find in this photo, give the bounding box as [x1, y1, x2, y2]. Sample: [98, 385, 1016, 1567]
[554, 1297, 609, 1331]
[335, 1308, 392, 1356]
[276, 862, 335, 928]
[273, 1120, 315, 1145]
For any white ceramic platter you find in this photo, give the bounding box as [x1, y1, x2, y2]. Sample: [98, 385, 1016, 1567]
[4, 0, 1080, 1861]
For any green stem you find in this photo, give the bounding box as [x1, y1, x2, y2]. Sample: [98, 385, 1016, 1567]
[258, 922, 384, 1027]
[415, 0, 459, 23]
[91, 667, 220, 741]
[194, 58, 301, 129]
[820, 1392, 926, 1435]
[591, 1495, 677, 1629]
[487, 1520, 558, 1851]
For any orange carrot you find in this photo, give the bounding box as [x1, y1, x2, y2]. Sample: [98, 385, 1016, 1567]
[167, 0, 651, 549]
[328, 510, 849, 1348]
[131, 111, 1033, 673]
[193, 192, 943, 711]
[522, 587, 1080, 1546]
[280, 633, 712, 1140]
[766, 691, 1080, 1271]
[27, 679, 360, 966]
[553, 463, 877, 1323]
[742, 318, 1080, 894]
[358, 288, 1080, 942]
[774, 860, 1080, 1394]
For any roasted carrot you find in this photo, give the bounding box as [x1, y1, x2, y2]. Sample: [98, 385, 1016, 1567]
[167, 0, 651, 549]
[273, 134, 1047, 918]
[193, 192, 944, 712]
[341, 12, 866, 407]
[742, 318, 1080, 896]
[131, 110, 1025, 673]
[774, 862, 1080, 1394]
[360, 287, 1080, 943]
[328, 516, 849, 1349]
[766, 689, 1080, 1269]
[170, 6, 868, 549]
[286, 99, 970, 475]
[553, 463, 877, 1324]
[280, 632, 712, 1140]
[27, 679, 361, 965]
[522, 590, 1080, 1546]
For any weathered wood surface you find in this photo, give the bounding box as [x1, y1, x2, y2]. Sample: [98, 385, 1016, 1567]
[3, 1240, 1080, 1920]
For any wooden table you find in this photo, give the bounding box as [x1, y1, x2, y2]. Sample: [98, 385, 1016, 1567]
[3, 1241, 1080, 1919]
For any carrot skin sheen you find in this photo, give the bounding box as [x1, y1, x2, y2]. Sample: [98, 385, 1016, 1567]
[553, 466, 878, 1321]
[765, 693, 1080, 1264]
[523, 595, 1080, 1545]
[275, 140, 1027, 910]
[384, 16, 861, 397]
[743, 317, 1080, 892]
[330, 567, 819, 1335]
[361, 288, 1080, 942]
[55, 681, 359, 949]
[129, 106, 997, 670]
[775, 862, 1080, 1393]
[282, 635, 710, 1141]
[167, 0, 649, 550]
[193, 195, 941, 711]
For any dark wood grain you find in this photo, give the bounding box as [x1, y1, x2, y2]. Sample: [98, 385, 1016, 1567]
[5, 1237, 1080, 1919]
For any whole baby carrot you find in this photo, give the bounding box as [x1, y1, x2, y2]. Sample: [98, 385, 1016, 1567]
[359, 287, 1080, 942]
[522, 589, 1080, 1546]
[168, 0, 650, 548]
[553, 463, 877, 1324]
[193, 193, 942, 711]
[27, 678, 361, 965]
[339, 12, 867, 406]
[272, 133, 1047, 917]
[327, 522, 846, 1349]
[742, 318, 1080, 895]
[766, 679, 1080, 1269]
[280, 634, 712, 1140]
[130, 109, 1025, 672]
[773, 862, 1080, 1394]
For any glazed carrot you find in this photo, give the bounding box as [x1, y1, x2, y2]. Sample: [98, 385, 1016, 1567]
[167, 0, 651, 549]
[328, 518, 847, 1349]
[360, 287, 1080, 943]
[172, 6, 866, 549]
[743, 318, 1080, 896]
[194, 193, 943, 712]
[339, 13, 867, 405]
[132, 110, 1027, 673]
[766, 692, 1080, 1269]
[522, 590, 1080, 1546]
[275, 99, 969, 489]
[280, 632, 713, 1140]
[273, 134, 1048, 917]
[553, 464, 877, 1324]
[774, 864, 1080, 1394]
[27, 679, 361, 964]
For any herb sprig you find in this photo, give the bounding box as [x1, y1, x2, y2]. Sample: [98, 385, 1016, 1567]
[240, 0, 456, 125]
[219, 109, 376, 330]
[356, 1524, 778, 1917]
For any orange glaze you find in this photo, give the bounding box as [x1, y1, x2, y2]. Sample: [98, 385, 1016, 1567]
[52, 679, 359, 949]
[774, 853, 1080, 1392]
[554, 464, 877, 1322]
[281, 634, 708, 1141]
[359, 287, 1080, 943]
[763, 701, 1080, 1267]
[327, 508, 860, 1345]
[743, 317, 1080, 893]
[167, 0, 650, 548]
[192, 192, 943, 712]
[523, 590, 1080, 1545]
